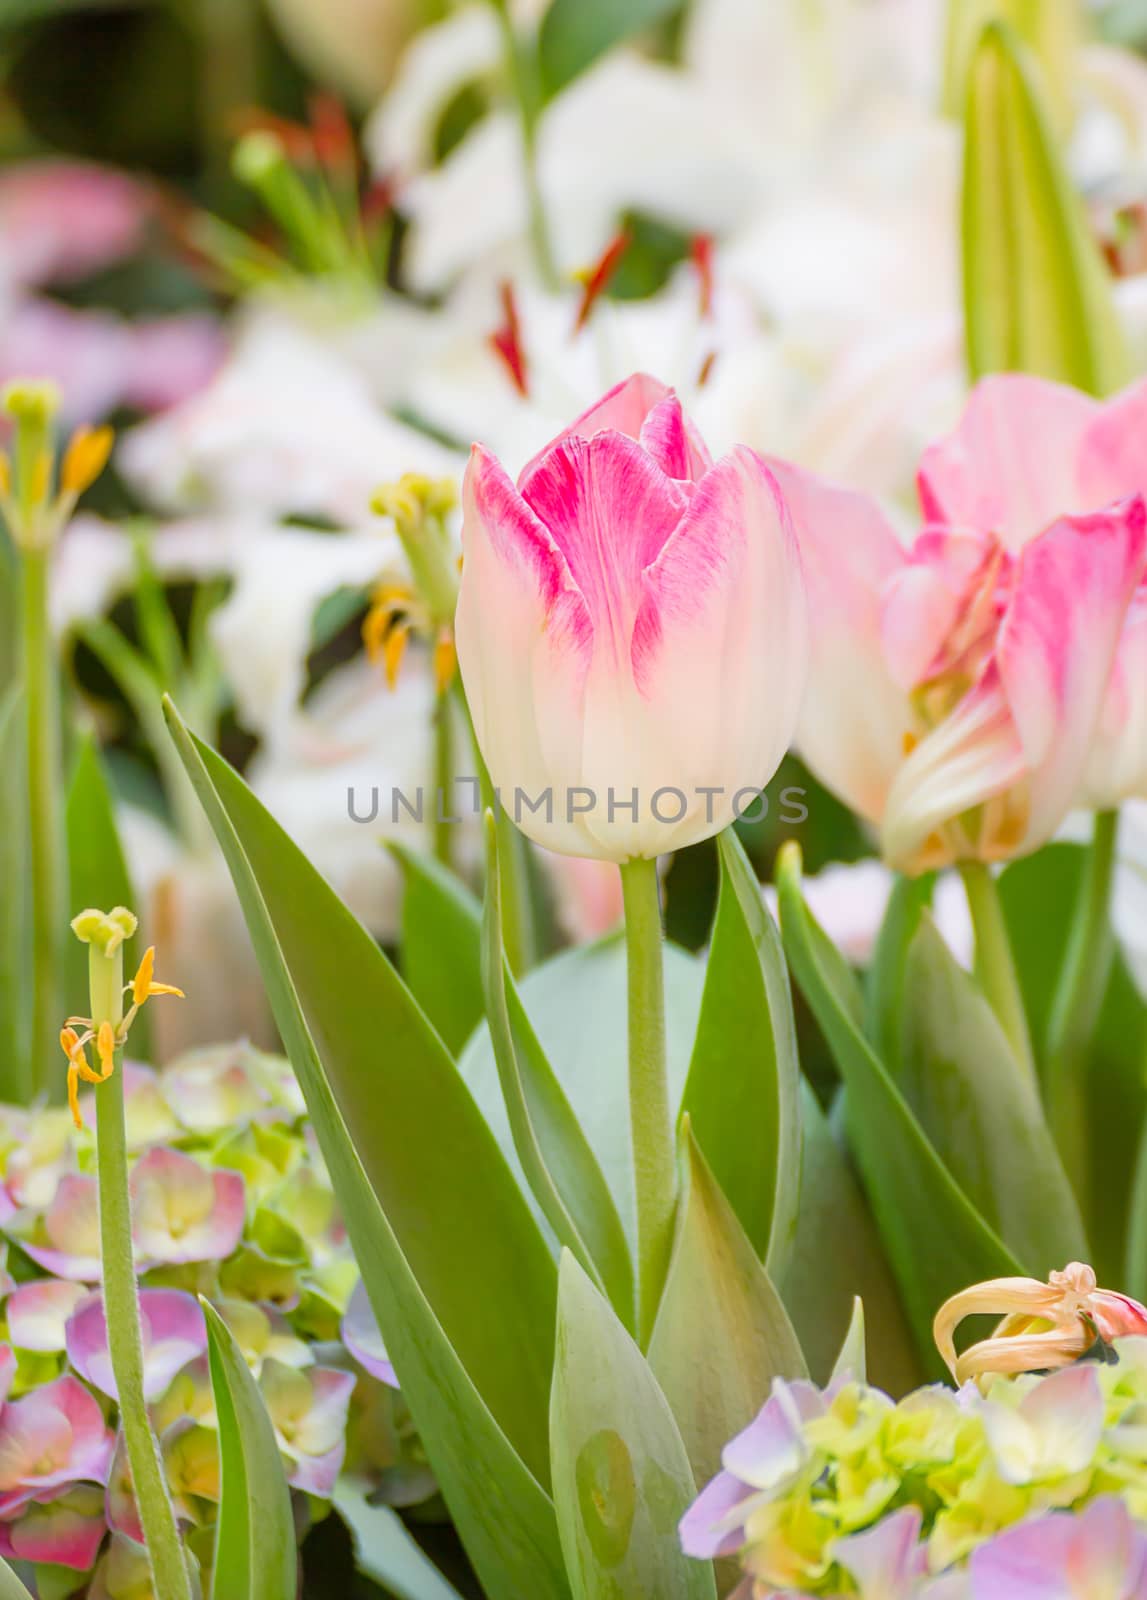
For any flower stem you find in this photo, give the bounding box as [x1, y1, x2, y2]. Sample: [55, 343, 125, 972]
[89, 942, 192, 1600]
[490, 0, 557, 288]
[620, 856, 674, 1347]
[958, 859, 1037, 1088]
[433, 688, 455, 870]
[1045, 808, 1119, 1195]
[22, 544, 61, 1103]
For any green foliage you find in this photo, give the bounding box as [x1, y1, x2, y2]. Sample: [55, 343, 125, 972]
[391, 844, 485, 1057]
[204, 1301, 297, 1600]
[549, 1253, 714, 1600]
[537, 0, 685, 99]
[648, 1124, 805, 1491]
[962, 20, 1127, 393]
[681, 829, 802, 1272]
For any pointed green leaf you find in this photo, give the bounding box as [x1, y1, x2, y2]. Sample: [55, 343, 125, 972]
[779, 1084, 921, 1396]
[0, 1556, 29, 1600]
[481, 813, 634, 1325]
[539, 0, 685, 99]
[550, 1253, 715, 1600]
[680, 828, 802, 1272]
[390, 843, 484, 1056]
[776, 843, 1019, 1369]
[896, 913, 1087, 1275]
[648, 1121, 805, 1490]
[460, 934, 705, 1250]
[829, 1299, 867, 1386]
[204, 1300, 296, 1600]
[943, 0, 1077, 128]
[333, 1485, 466, 1600]
[963, 20, 1127, 394]
[64, 737, 147, 1057]
[163, 701, 569, 1600]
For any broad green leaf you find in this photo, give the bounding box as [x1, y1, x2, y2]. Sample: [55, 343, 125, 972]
[962, 20, 1127, 394]
[0, 1555, 29, 1600]
[776, 843, 1019, 1368]
[64, 737, 147, 1058]
[898, 915, 1086, 1274]
[943, 0, 1076, 127]
[391, 843, 484, 1057]
[550, 1253, 715, 1600]
[830, 1298, 866, 1385]
[204, 1300, 296, 1600]
[779, 1084, 921, 1396]
[333, 1485, 465, 1600]
[481, 814, 634, 1324]
[1001, 843, 1147, 1281]
[164, 703, 570, 1600]
[538, 0, 685, 99]
[0, 686, 27, 1098]
[459, 935, 705, 1250]
[865, 872, 936, 1067]
[648, 1122, 805, 1491]
[680, 828, 802, 1272]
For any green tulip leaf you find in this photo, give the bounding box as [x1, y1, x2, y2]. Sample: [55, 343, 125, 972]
[390, 843, 485, 1057]
[829, 1298, 867, 1386]
[963, 19, 1127, 394]
[481, 813, 635, 1325]
[648, 1121, 806, 1490]
[550, 1253, 715, 1600]
[776, 842, 1019, 1368]
[460, 934, 705, 1250]
[204, 1300, 296, 1600]
[681, 827, 802, 1272]
[0, 1556, 29, 1600]
[779, 1084, 921, 1395]
[163, 700, 569, 1600]
[896, 913, 1087, 1275]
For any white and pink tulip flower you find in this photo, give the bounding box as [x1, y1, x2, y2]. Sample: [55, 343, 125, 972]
[767, 374, 1147, 875]
[456, 374, 808, 862]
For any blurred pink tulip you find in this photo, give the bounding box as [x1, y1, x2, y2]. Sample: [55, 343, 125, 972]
[456, 374, 807, 861]
[768, 375, 1147, 873]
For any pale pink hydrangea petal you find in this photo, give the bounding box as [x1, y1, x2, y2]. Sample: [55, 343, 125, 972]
[978, 1365, 1104, 1487]
[161, 1050, 272, 1135]
[0, 1483, 107, 1571]
[832, 1506, 926, 1599]
[129, 1147, 246, 1265]
[67, 1289, 207, 1403]
[0, 1375, 113, 1499]
[7, 1280, 88, 1353]
[14, 1173, 103, 1280]
[969, 1496, 1147, 1599]
[341, 1281, 397, 1389]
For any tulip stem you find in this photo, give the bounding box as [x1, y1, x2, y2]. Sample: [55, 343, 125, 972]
[489, 0, 557, 288]
[958, 860, 1036, 1089]
[88, 941, 192, 1600]
[620, 856, 675, 1347]
[433, 688, 455, 869]
[22, 544, 62, 1104]
[1045, 808, 1119, 1196]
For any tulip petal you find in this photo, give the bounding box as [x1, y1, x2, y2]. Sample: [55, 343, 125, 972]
[518, 429, 687, 647]
[917, 375, 1100, 550]
[997, 502, 1147, 845]
[765, 458, 913, 825]
[1083, 595, 1147, 807]
[637, 392, 712, 483]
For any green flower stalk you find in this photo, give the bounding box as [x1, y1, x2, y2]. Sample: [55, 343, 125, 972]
[67, 908, 192, 1600]
[958, 859, 1036, 1087]
[0, 382, 114, 1101]
[619, 856, 674, 1347]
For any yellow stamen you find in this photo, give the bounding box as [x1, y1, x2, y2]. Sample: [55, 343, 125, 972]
[61, 425, 114, 497]
[96, 1021, 116, 1080]
[433, 631, 457, 695]
[129, 946, 184, 1007]
[383, 621, 410, 690]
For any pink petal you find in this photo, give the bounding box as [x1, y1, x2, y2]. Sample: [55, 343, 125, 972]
[0, 1485, 108, 1571]
[287, 1439, 345, 1498]
[637, 392, 712, 483]
[0, 160, 152, 287]
[833, 1506, 925, 1597]
[765, 457, 913, 824]
[880, 529, 1008, 692]
[722, 1379, 825, 1491]
[678, 1468, 756, 1560]
[67, 1289, 206, 1402]
[130, 1147, 246, 1264]
[15, 1173, 103, 1280]
[518, 373, 672, 481]
[970, 1497, 1147, 1600]
[341, 1281, 397, 1389]
[918, 375, 1101, 550]
[518, 430, 687, 647]
[1083, 594, 1147, 807]
[1089, 1289, 1147, 1341]
[7, 1280, 88, 1353]
[123, 313, 227, 414]
[997, 501, 1147, 845]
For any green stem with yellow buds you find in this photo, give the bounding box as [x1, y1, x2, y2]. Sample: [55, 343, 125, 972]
[620, 856, 674, 1347]
[959, 860, 1037, 1089]
[22, 544, 61, 1103]
[77, 916, 193, 1600]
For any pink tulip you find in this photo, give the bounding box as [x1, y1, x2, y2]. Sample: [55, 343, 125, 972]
[455, 374, 807, 861]
[766, 374, 1147, 873]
